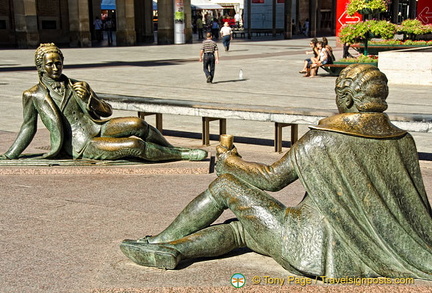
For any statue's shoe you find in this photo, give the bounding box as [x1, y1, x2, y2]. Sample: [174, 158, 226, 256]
[120, 240, 180, 269]
[181, 149, 208, 161]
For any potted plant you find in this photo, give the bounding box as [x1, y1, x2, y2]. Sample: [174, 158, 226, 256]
[346, 0, 389, 17]
[397, 19, 432, 41]
[339, 0, 393, 55]
[339, 20, 396, 54]
[344, 24, 432, 55]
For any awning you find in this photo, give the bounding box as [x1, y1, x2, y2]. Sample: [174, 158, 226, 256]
[212, 0, 244, 9]
[192, 0, 223, 9]
[101, 0, 115, 10]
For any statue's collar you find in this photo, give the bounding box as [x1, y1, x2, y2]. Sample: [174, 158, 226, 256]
[41, 75, 67, 88]
[310, 112, 407, 139]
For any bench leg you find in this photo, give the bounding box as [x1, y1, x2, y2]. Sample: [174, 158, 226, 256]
[291, 124, 299, 144]
[202, 117, 227, 146]
[138, 112, 163, 132]
[275, 123, 283, 153]
[202, 117, 210, 146]
[219, 119, 227, 136]
[274, 123, 299, 153]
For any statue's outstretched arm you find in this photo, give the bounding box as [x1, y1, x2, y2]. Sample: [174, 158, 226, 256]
[4, 92, 38, 159]
[215, 145, 298, 192]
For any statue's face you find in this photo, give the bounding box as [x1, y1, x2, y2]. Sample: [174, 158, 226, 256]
[336, 93, 355, 114]
[43, 53, 63, 80]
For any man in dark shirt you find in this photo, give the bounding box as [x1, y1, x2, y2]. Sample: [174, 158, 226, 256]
[199, 33, 219, 83]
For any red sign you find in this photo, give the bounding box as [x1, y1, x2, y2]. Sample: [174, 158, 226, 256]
[417, 0, 432, 25]
[336, 0, 362, 37]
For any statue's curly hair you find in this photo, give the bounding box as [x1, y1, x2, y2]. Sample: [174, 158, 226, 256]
[35, 43, 64, 73]
[335, 64, 388, 112]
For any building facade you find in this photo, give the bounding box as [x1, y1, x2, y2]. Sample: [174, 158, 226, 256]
[0, 0, 421, 48]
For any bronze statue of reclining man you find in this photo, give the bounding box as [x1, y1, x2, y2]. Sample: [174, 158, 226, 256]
[0, 43, 207, 162]
[121, 64, 432, 280]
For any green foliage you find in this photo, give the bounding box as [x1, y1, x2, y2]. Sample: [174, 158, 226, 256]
[369, 39, 403, 45]
[403, 40, 429, 45]
[369, 40, 432, 46]
[346, 0, 388, 16]
[397, 20, 432, 37]
[339, 55, 378, 63]
[339, 20, 396, 44]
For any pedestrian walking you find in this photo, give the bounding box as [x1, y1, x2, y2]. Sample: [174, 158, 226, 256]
[302, 18, 310, 37]
[196, 16, 204, 40]
[93, 17, 103, 41]
[211, 18, 220, 40]
[105, 17, 114, 45]
[220, 22, 233, 51]
[199, 32, 219, 83]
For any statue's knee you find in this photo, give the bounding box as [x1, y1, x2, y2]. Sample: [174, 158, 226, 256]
[210, 173, 244, 192]
[138, 117, 148, 127]
[228, 221, 246, 247]
[207, 174, 243, 207]
[211, 173, 237, 188]
[128, 117, 148, 130]
[125, 137, 145, 150]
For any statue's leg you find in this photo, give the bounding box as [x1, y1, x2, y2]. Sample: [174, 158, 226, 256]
[148, 174, 285, 251]
[146, 189, 225, 243]
[206, 173, 286, 258]
[98, 118, 207, 160]
[121, 187, 226, 269]
[121, 222, 241, 269]
[164, 220, 269, 258]
[101, 117, 173, 147]
[121, 174, 285, 268]
[146, 174, 285, 250]
[83, 137, 200, 161]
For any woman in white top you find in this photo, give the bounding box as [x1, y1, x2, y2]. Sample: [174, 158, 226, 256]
[220, 22, 233, 51]
[305, 41, 331, 77]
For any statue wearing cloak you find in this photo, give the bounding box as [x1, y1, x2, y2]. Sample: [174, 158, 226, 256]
[120, 64, 432, 280]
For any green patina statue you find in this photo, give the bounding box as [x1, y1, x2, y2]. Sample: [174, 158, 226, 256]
[0, 43, 207, 162]
[121, 64, 432, 280]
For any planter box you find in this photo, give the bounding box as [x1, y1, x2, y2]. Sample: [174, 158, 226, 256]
[352, 44, 430, 55]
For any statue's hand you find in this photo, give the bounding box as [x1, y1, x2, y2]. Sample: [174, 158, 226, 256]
[216, 145, 240, 160]
[215, 145, 241, 175]
[72, 81, 91, 102]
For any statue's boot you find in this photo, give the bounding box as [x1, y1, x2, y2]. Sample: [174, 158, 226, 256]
[120, 240, 181, 269]
[137, 142, 208, 161]
[121, 222, 244, 269]
[180, 148, 208, 161]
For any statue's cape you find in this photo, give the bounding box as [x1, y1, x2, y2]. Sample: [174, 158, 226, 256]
[309, 112, 407, 138]
[286, 121, 432, 279]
